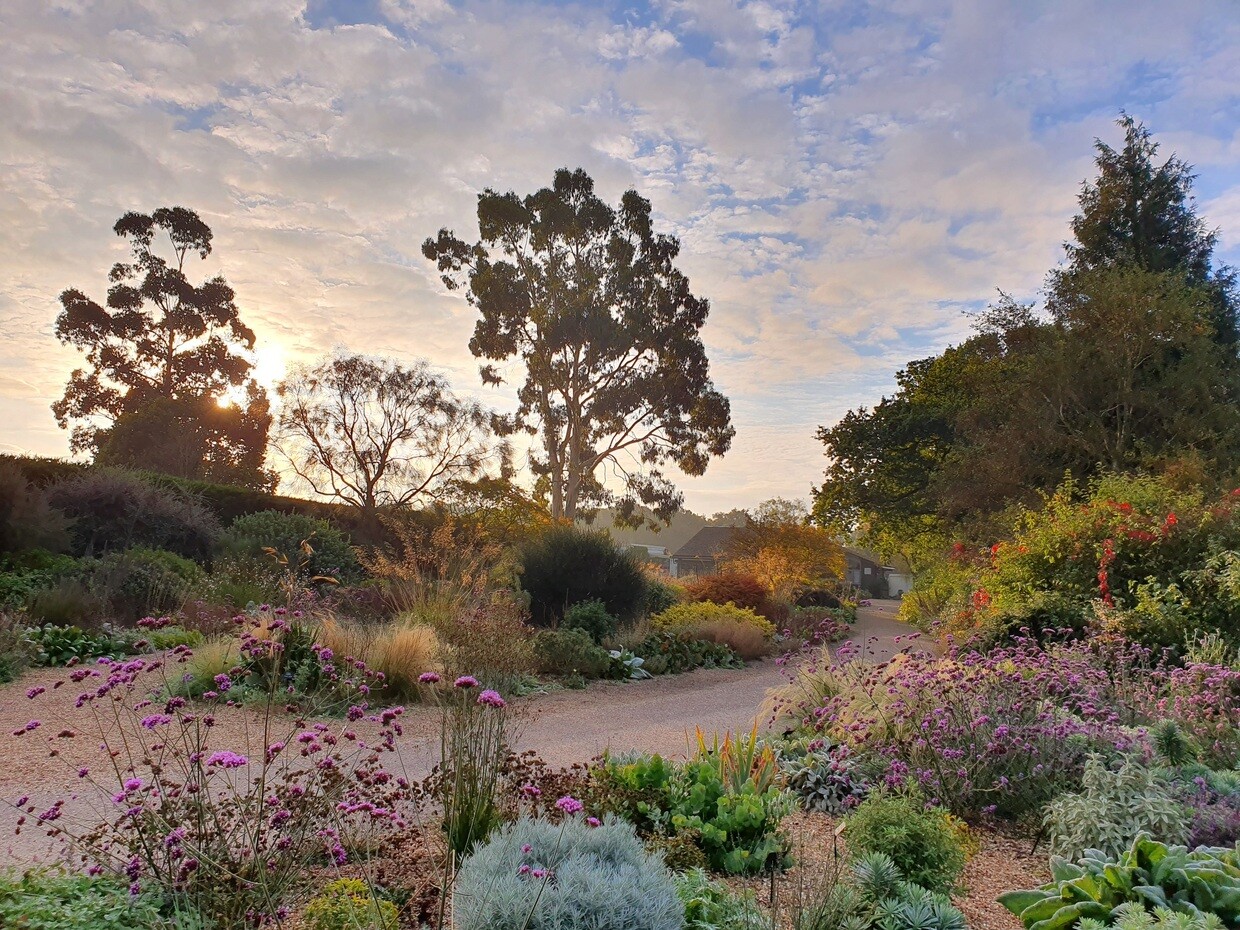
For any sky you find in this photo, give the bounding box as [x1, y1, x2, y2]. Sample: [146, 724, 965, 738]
[2, 0, 1240, 514]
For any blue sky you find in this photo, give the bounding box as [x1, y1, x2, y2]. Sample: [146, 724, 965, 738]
[2, 0, 1239, 512]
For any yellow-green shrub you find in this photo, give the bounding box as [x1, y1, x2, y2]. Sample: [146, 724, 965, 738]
[651, 600, 775, 640]
[304, 878, 397, 930]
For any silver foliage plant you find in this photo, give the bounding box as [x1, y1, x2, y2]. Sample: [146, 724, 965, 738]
[1044, 755, 1190, 860]
[453, 814, 683, 930]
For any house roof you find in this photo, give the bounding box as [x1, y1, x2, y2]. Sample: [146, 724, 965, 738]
[672, 525, 740, 562]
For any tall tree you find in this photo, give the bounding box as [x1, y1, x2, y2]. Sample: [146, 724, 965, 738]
[95, 390, 277, 491]
[813, 116, 1240, 556]
[423, 168, 734, 524]
[1061, 113, 1238, 345]
[275, 353, 503, 517]
[52, 207, 272, 484]
[725, 498, 845, 602]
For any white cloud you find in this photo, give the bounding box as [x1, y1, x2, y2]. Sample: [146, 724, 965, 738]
[1, 0, 1238, 510]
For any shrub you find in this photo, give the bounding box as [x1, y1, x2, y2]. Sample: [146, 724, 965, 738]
[999, 836, 1240, 930]
[49, 470, 220, 561]
[519, 525, 648, 626]
[633, 630, 743, 675]
[533, 628, 612, 679]
[24, 623, 131, 666]
[562, 598, 618, 643]
[429, 597, 536, 689]
[594, 748, 793, 875]
[676, 867, 764, 929]
[0, 870, 185, 930]
[843, 788, 967, 895]
[652, 600, 776, 640]
[778, 737, 869, 814]
[793, 853, 966, 930]
[685, 571, 778, 620]
[780, 637, 1150, 818]
[220, 510, 358, 580]
[304, 878, 398, 930]
[24, 577, 103, 628]
[0, 611, 32, 683]
[688, 618, 771, 660]
[642, 574, 684, 617]
[167, 636, 239, 698]
[14, 626, 403, 926]
[452, 814, 683, 930]
[191, 555, 283, 610]
[77, 547, 203, 622]
[1045, 756, 1189, 861]
[368, 623, 441, 700]
[0, 460, 73, 555]
[0, 550, 78, 609]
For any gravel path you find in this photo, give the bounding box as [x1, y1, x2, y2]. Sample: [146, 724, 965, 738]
[0, 601, 925, 866]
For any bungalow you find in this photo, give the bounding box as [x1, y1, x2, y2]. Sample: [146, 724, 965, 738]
[669, 526, 739, 578]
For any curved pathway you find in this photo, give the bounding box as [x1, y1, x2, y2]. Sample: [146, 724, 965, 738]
[0, 600, 925, 864]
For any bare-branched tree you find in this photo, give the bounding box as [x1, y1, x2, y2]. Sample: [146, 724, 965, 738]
[275, 354, 504, 517]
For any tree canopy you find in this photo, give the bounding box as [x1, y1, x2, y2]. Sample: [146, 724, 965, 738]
[52, 207, 272, 488]
[814, 116, 1240, 561]
[423, 167, 734, 525]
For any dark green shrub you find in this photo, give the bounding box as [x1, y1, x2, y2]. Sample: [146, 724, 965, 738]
[0, 461, 72, 555]
[633, 630, 743, 674]
[594, 751, 793, 875]
[562, 598, 618, 643]
[532, 628, 612, 679]
[642, 576, 683, 617]
[77, 547, 203, 622]
[844, 788, 967, 895]
[25, 577, 103, 627]
[49, 469, 219, 561]
[24, 623, 131, 666]
[0, 612, 32, 683]
[220, 510, 357, 580]
[519, 525, 648, 627]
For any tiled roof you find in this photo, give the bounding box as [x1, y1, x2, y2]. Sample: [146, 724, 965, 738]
[672, 525, 739, 561]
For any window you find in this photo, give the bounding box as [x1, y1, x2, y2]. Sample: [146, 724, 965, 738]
[863, 566, 871, 575]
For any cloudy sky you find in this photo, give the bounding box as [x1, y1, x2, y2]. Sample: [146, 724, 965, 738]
[2, 0, 1239, 513]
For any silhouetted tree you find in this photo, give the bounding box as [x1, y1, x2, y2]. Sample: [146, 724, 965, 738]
[423, 168, 734, 525]
[52, 207, 272, 485]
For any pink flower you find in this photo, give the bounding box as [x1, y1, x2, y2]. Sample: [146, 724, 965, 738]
[477, 689, 506, 708]
[520, 784, 541, 797]
[419, 672, 441, 684]
[521, 843, 533, 853]
[206, 751, 248, 769]
[586, 816, 601, 827]
[518, 864, 532, 875]
[454, 675, 478, 689]
[555, 795, 583, 815]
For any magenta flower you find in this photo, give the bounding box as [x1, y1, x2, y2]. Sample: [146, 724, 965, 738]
[521, 843, 533, 853]
[418, 672, 441, 684]
[454, 675, 478, 689]
[477, 689, 506, 708]
[520, 783, 542, 797]
[555, 795, 583, 815]
[586, 816, 601, 827]
[206, 751, 248, 769]
[123, 777, 143, 792]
